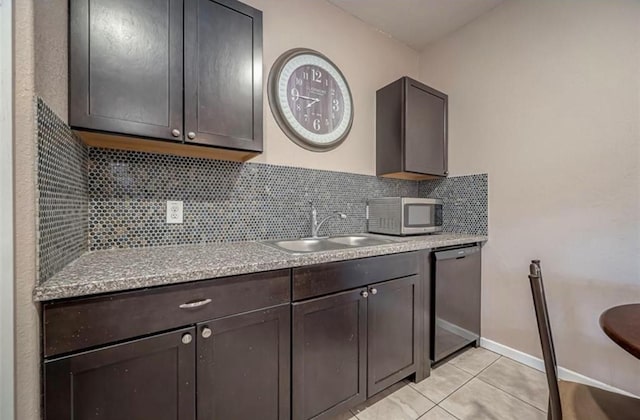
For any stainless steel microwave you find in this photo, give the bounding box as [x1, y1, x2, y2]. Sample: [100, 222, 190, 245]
[367, 197, 443, 236]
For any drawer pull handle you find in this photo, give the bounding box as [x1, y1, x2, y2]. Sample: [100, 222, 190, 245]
[370, 288, 378, 295]
[179, 298, 212, 309]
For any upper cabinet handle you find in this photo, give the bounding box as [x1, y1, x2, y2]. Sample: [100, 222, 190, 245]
[179, 298, 212, 309]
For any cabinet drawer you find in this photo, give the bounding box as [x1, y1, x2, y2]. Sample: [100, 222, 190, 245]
[43, 269, 290, 357]
[292, 252, 419, 301]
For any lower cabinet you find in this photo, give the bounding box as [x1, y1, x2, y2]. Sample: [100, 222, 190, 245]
[292, 288, 368, 420]
[45, 306, 290, 420]
[367, 275, 419, 396]
[197, 305, 290, 420]
[44, 327, 197, 420]
[292, 275, 419, 420]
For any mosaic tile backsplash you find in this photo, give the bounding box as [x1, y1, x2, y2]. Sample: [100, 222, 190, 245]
[37, 98, 88, 282]
[88, 149, 418, 250]
[421, 174, 488, 236]
[37, 97, 488, 280]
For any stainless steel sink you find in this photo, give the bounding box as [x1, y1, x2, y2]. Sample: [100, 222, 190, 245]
[266, 238, 343, 253]
[262, 234, 395, 254]
[327, 235, 392, 247]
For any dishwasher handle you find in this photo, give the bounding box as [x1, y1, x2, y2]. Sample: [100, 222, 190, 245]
[435, 245, 480, 261]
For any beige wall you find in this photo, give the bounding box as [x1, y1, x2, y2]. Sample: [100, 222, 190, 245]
[243, 0, 419, 175]
[14, 0, 41, 418]
[34, 0, 68, 119]
[420, 0, 640, 394]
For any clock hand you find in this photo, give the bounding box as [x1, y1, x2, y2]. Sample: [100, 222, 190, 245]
[296, 95, 318, 101]
[306, 98, 320, 108]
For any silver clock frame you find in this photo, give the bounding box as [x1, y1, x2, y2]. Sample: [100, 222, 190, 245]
[268, 48, 354, 152]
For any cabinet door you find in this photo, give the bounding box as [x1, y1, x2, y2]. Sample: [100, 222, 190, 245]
[367, 275, 419, 396]
[292, 289, 368, 420]
[69, 0, 184, 141]
[184, 0, 263, 151]
[404, 79, 448, 176]
[44, 327, 196, 420]
[197, 305, 290, 420]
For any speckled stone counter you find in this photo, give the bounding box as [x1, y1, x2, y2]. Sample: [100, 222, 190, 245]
[34, 233, 487, 301]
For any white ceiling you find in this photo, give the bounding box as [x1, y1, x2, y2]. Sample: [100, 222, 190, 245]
[327, 0, 505, 51]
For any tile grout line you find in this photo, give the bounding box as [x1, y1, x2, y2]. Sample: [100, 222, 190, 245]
[434, 403, 462, 420]
[474, 374, 547, 414]
[474, 354, 548, 414]
[409, 362, 477, 405]
[473, 374, 547, 415]
[350, 351, 507, 420]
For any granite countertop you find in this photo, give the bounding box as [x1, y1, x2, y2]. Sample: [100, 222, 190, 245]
[34, 233, 487, 301]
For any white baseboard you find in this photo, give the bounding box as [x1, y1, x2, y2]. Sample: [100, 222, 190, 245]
[480, 338, 638, 398]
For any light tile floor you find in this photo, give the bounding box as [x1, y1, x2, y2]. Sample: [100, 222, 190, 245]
[337, 347, 548, 420]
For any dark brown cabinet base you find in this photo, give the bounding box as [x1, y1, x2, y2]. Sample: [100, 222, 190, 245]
[292, 289, 368, 420]
[367, 275, 419, 396]
[197, 305, 290, 420]
[291, 252, 426, 420]
[45, 327, 196, 420]
[42, 251, 440, 420]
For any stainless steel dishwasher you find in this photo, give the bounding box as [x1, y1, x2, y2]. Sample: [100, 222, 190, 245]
[431, 245, 482, 364]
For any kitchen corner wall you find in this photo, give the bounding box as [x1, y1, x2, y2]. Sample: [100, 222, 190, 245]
[36, 99, 88, 283]
[419, 0, 640, 395]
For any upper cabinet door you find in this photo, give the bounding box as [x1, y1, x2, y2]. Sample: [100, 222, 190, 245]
[376, 77, 448, 179]
[404, 80, 448, 177]
[184, 0, 263, 152]
[69, 0, 184, 141]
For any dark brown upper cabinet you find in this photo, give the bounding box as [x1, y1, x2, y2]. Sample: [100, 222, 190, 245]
[376, 77, 448, 180]
[184, 0, 263, 152]
[69, 0, 263, 162]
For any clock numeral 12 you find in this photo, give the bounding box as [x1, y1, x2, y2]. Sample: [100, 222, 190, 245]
[312, 68, 322, 83]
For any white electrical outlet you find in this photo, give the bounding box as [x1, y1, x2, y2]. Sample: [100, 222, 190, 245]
[166, 201, 183, 224]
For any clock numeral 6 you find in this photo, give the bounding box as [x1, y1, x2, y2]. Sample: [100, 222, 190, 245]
[313, 119, 321, 131]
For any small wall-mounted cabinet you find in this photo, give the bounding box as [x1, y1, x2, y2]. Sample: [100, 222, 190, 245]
[69, 0, 263, 162]
[376, 77, 448, 180]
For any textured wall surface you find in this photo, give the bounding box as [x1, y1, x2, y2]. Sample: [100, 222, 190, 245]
[421, 174, 488, 236]
[37, 98, 88, 281]
[88, 148, 418, 250]
[14, 0, 41, 417]
[420, 0, 640, 395]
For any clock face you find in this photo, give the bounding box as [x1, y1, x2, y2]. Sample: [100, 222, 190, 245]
[269, 50, 353, 151]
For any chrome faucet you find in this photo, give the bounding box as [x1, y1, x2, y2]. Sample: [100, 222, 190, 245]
[310, 203, 347, 238]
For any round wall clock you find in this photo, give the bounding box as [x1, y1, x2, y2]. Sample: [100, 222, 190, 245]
[268, 48, 354, 152]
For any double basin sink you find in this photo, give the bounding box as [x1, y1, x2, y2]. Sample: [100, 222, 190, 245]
[262, 234, 397, 254]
